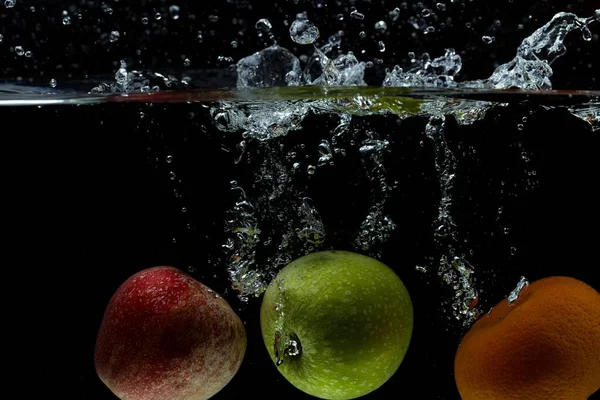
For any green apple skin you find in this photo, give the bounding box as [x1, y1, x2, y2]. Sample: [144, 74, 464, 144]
[260, 250, 413, 400]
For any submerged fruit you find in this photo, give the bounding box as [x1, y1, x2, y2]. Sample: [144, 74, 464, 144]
[260, 250, 413, 400]
[455, 276, 600, 400]
[95, 266, 247, 400]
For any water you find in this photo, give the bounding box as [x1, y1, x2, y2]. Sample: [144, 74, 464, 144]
[6, 2, 599, 400]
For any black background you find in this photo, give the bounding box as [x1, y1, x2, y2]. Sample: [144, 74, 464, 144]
[9, 102, 600, 399]
[2, 1, 599, 400]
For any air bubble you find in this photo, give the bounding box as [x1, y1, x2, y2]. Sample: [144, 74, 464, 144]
[290, 18, 320, 45]
[482, 35, 495, 44]
[109, 31, 120, 42]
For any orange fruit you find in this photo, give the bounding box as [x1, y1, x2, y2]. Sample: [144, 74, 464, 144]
[454, 276, 600, 400]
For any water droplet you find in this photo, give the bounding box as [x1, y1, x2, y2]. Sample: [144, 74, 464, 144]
[141, 17, 149, 25]
[415, 265, 427, 273]
[336, 13, 344, 21]
[231, 40, 238, 48]
[109, 31, 120, 42]
[208, 15, 219, 23]
[507, 276, 529, 305]
[350, 8, 365, 20]
[325, 33, 342, 48]
[290, 18, 320, 44]
[424, 26, 436, 34]
[101, 3, 112, 14]
[181, 207, 187, 213]
[235, 141, 246, 164]
[255, 18, 272, 32]
[183, 58, 191, 67]
[24, 50, 32, 57]
[436, 3, 447, 11]
[307, 165, 316, 175]
[166, 155, 173, 163]
[517, 123, 524, 130]
[169, 5, 180, 20]
[510, 246, 517, 256]
[49, 78, 57, 88]
[359, 31, 367, 39]
[422, 8, 432, 17]
[4, 0, 16, 9]
[197, 31, 204, 42]
[62, 15, 71, 25]
[154, 12, 162, 20]
[188, 265, 195, 272]
[378, 41, 386, 52]
[0, 34, 3, 43]
[482, 35, 495, 44]
[503, 227, 510, 234]
[375, 21, 387, 32]
[389, 7, 400, 21]
[15, 46, 24, 56]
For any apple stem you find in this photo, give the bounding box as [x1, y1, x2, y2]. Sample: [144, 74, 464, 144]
[274, 330, 284, 366]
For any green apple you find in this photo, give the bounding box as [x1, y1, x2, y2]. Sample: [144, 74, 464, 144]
[260, 250, 413, 400]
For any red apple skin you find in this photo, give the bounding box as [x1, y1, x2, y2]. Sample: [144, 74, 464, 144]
[94, 266, 246, 400]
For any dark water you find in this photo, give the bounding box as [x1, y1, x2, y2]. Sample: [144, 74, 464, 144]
[7, 95, 598, 399]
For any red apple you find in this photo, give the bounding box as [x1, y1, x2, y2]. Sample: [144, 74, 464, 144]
[94, 266, 246, 400]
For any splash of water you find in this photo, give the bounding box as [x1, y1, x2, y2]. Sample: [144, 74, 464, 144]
[384, 11, 600, 126]
[223, 181, 265, 301]
[353, 136, 395, 257]
[212, 10, 599, 304]
[90, 60, 187, 93]
[425, 116, 479, 324]
[508, 276, 529, 305]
